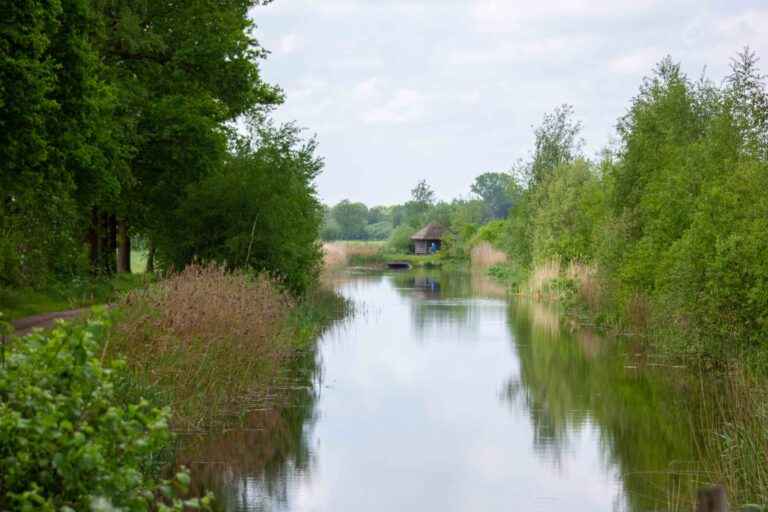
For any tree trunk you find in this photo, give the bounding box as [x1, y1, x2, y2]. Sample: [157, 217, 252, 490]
[88, 208, 99, 274]
[146, 243, 155, 273]
[96, 211, 106, 275]
[107, 214, 117, 275]
[117, 220, 131, 273]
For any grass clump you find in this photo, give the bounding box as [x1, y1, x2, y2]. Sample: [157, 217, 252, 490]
[107, 263, 346, 430]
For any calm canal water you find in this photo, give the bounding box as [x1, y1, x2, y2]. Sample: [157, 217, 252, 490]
[182, 270, 710, 511]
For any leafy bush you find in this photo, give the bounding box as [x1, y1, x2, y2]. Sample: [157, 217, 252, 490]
[387, 224, 416, 253]
[0, 313, 212, 511]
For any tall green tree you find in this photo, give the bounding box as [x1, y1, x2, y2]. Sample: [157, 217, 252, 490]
[1, 0, 121, 284]
[101, 0, 282, 269]
[471, 172, 515, 220]
[405, 179, 436, 225]
[331, 200, 369, 240]
[526, 104, 584, 189]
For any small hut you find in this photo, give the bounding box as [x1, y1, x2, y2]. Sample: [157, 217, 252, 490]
[411, 221, 448, 255]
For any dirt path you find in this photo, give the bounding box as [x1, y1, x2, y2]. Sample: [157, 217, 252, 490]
[9, 307, 97, 337]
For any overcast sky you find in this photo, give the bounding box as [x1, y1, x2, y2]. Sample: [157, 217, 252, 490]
[251, 0, 768, 206]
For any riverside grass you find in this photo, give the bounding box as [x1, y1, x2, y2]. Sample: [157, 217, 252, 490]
[106, 263, 348, 430]
[695, 365, 768, 507]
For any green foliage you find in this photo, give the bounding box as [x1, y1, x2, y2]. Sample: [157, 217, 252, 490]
[1, 0, 312, 297]
[156, 120, 323, 294]
[404, 179, 436, 225]
[471, 220, 508, 248]
[471, 172, 516, 219]
[329, 200, 370, 240]
[0, 314, 212, 510]
[489, 50, 768, 358]
[0, 0, 114, 286]
[530, 160, 604, 264]
[525, 104, 584, 189]
[387, 224, 417, 254]
[657, 160, 768, 351]
[366, 220, 393, 240]
[487, 263, 528, 291]
[320, 203, 393, 241]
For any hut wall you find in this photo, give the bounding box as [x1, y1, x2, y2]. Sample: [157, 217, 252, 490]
[414, 240, 427, 255]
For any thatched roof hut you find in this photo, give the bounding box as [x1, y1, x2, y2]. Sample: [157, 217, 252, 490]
[410, 221, 448, 254]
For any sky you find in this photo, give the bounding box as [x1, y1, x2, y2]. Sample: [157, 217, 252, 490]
[251, 0, 768, 206]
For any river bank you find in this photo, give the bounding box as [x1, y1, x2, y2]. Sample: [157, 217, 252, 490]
[1, 263, 351, 509]
[485, 258, 768, 507]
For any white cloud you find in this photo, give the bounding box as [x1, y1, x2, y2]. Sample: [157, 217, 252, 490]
[353, 78, 382, 101]
[361, 89, 432, 125]
[323, 57, 387, 71]
[714, 9, 768, 37]
[467, 0, 662, 32]
[447, 38, 575, 65]
[286, 77, 327, 102]
[610, 48, 665, 75]
[273, 33, 305, 55]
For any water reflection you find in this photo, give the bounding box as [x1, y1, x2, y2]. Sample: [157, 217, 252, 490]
[179, 329, 324, 511]
[389, 271, 509, 337]
[505, 298, 705, 511]
[184, 271, 714, 511]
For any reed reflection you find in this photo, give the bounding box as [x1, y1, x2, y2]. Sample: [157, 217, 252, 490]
[180, 332, 323, 511]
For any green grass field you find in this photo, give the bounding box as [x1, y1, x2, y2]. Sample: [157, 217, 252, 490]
[131, 249, 148, 273]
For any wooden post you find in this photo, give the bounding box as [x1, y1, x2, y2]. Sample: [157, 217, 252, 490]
[696, 485, 728, 512]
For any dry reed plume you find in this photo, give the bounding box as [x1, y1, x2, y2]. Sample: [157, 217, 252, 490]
[566, 261, 601, 310]
[523, 257, 562, 299]
[322, 241, 384, 269]
[470, 242, 507, 269]
[109, 263, 296, 429]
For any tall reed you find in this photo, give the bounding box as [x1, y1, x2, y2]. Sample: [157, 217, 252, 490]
[523, 257, 563, 299]
[470, 242, 507, 269]
[108, 263, 301, 429]
[696, 365, 768, 506]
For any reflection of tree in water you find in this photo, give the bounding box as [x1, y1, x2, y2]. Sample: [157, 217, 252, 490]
[178, 329, 325, 511]
[505, 298, 710, 511]
[387, 270, 506, 339]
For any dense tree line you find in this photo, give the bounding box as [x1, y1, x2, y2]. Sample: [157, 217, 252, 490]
[1, 0, 322, 293]
[499, 50, 768, 354]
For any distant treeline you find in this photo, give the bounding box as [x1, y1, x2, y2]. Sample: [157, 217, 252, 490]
[1, 0, 322, 293]
[331, 50, 768, 355]
[321, 173, 518, 256]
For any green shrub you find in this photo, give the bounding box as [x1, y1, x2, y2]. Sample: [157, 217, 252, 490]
[387, 224, 416, 253]
[0, 313, 212, 511]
